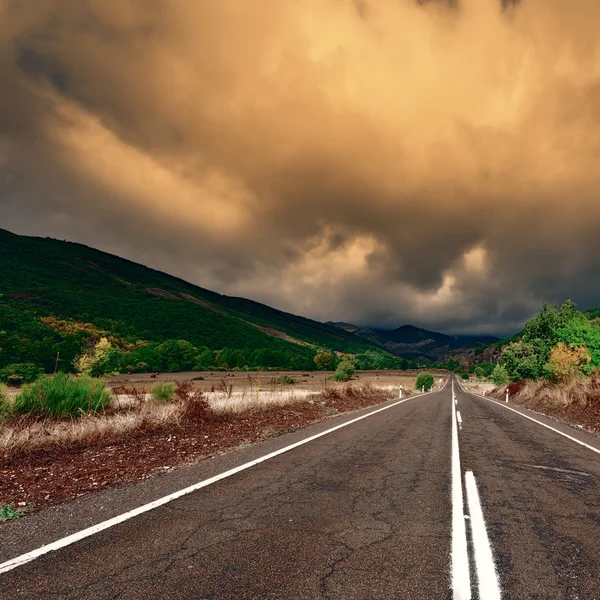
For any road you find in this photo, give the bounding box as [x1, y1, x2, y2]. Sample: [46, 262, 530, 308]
[1, 377, 600, 599]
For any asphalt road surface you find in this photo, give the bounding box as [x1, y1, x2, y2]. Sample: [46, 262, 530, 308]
[1, 377, 600, 599]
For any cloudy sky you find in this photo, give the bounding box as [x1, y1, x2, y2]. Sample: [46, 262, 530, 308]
[2, 0, 600, 335]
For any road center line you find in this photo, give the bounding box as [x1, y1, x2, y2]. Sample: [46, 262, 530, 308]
[0, 380, 448, 576]
[451, 380, 471, 600]
[465, 471, 501, 600]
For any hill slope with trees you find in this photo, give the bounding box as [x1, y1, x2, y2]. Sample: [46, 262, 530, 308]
[0, 228, 404, 375]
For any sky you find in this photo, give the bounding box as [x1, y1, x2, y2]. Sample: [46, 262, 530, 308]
[2, 0, 600, 336]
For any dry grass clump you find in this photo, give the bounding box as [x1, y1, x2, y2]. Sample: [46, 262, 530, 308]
[1, 402, 179, 457]
[208, 387, 319, 415]
[494, 374, 600, 410]
[322, 381, 387, 402]
[175, 381, 212, 422]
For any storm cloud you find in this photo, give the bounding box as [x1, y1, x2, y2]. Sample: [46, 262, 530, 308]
[2, 0, 600, 335]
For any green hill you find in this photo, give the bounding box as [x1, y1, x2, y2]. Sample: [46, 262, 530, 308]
[0, 228, 400, 373]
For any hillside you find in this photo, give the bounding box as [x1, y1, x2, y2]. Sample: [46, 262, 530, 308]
[0, 228, 396, 373]
[329, 322, 498, 362]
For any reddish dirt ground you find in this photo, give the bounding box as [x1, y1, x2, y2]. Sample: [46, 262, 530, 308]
[512, 396, 600, 435]
[0, 389, 391, 517]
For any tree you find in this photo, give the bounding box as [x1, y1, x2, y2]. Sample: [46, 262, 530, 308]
[523, 300, 578, 345]
[314, 351, 337, 370]
[474, 366, 485, 379]
[74, 338, 116, 376]
[490, 364, 509, 385]
[444, 358, 460, 372]
[334, 360, 356, 381]
[416, 373, 434, 391]
[502, 340, 546, 381]
[545, 342, 591, 383]
[0, 362, 44, 386]
[555, 317, 600, 369]
[156, 339, 197, 371]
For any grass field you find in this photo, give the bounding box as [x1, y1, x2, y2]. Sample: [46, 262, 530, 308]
[102, 369, 429, 393]
[1, 371, 445, 458]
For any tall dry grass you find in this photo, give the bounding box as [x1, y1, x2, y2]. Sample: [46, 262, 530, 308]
[1, 379, 394, 458]
[492, 374, 600, 411]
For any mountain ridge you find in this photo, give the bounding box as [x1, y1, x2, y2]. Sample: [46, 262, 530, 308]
[328, 321, 499, 363]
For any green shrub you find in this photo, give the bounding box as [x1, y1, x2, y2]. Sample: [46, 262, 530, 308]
[490, 364, 509, 385]
[275, 375, 296, 385]
[150, 382, 174, 403]
[0, 505, 23, 522]
[314, 351, 338, 370]
[474, 366, 485, 379]
[415, 373, 434, 391]
[460, 372, 469, 380]
[13, 373, 111, 418]
[334, 360, 356, 382]
[0, 363, 44, 386]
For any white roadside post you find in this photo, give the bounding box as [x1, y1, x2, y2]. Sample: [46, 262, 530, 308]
[422, 386, 425, 393]
[398, 385, 403, 399]
[505, 388, 509, 403]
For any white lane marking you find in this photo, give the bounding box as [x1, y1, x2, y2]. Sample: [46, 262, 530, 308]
[457, 381, 600, 456]
[457, 410, 463, 431]
[0, 384, 448, 576]
[465, 471, 501, 600]
[451, 381, 471, 599]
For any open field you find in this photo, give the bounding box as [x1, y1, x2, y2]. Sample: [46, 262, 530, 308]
[101, 369, 429, 392]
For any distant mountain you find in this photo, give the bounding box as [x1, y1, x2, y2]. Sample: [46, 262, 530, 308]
[0, 228, 391, 372]
[328, 322, 499, 363]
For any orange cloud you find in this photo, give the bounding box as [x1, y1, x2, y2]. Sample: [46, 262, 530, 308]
[2, 0, 600, 333]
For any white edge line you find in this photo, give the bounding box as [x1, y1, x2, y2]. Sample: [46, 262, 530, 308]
[451, 381, 471, 600]
[457, 380, 600, 456]
[464, 471, 501, 600]
[0, 378, 449, 575]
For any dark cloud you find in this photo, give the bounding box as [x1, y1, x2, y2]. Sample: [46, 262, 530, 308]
[2, 0, 600, 336]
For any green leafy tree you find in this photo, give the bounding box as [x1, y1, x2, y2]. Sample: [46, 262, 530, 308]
[490, 364, 509, 385]
[515, 300, 580, 376]
[0, 363, 44, 386]
[474, 366, 485, 379]
[523, 300, 577, 344]
[555, 317, 600, 368]
[444, 358, 460, 372]
[156, 339, 197, 372]
[502, 340, 547, 381]
[334, 360, 356, 381]
[314, 351, 337, 370]
[416, 373, 434, 391]
[74, 338, 119, 377]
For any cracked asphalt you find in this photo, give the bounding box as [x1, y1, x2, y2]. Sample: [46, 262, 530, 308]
[2, 380, 600, 599]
